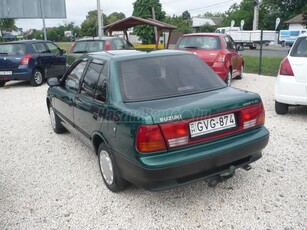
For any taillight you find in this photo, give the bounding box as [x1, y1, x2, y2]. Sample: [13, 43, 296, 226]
[136, 125, 167, 153]
[216, 53, 225, 62]
[241, 103, 265, 130]
[19, 54, 32, 65]
[279, 58, 294, 76]
[105, 41, 112, 51]
[69, 42, 76, 53]
[159, 121, 189, 148]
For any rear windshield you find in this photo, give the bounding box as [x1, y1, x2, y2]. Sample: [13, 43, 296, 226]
[118, 54, 225, 102]
[177, 36, 221, 50]
[290, 37, 307, 57]
[72, 41, 105, 53]
[0, 43, 26, 55]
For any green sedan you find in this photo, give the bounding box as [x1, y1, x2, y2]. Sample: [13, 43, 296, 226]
[46, 50, 269, 192]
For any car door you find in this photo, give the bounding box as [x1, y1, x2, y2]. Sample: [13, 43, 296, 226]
[225, 36, 241, 76]
[45, 42, 66, 77]
[31, 42, 51, 73]
[74, 58, 107, 145]
[53, 59, 88, 126]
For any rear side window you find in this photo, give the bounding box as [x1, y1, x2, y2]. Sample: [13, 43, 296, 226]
[176, 36, 221, 50]
[45, 42, 60, 54]
[32, 43, 48, 53]
[81, 59, 104, 97]
[0, 43, 26, 55]
[112, 39, 134, 50]
[118, 54, 225, 102]
[290, 37, 307, 57]
[72, 41, 105, 53]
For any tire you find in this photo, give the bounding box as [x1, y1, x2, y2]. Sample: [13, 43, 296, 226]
[30, 69, 44, 86]
[98, 143, 129, 192]
[0, 81, 5, 87]
[49, 106, 66, 133]
[275, 100, 289, 115]
[281, 41, 285, 47]
[224, 69, 232, 86]
[236, 65, 243, 79]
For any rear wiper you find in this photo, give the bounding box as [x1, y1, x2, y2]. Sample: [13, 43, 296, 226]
[184, 46, 199, 49]
[73, 51, 87, 53]
[0, 52, 8, 55]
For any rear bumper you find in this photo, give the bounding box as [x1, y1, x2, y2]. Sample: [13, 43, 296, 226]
[0, 69, 32, 81]
[113, 127, 269, 191]
[275, 75, 307, 106]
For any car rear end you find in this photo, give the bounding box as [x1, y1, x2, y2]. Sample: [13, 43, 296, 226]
[0, 43, 34, 85]
[111, 52, 269, 190]
[175, 34, 228, 80]
[275, 34, 307, 113]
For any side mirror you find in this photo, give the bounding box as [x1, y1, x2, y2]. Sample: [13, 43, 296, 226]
[60, 49, 66, 55]
[47, 77, 60, 87]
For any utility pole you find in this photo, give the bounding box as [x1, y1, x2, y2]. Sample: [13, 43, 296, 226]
[97, 0, 102, 38]
[39, 0, 47, 40]
[151, 6, 158, 43]
[253, 0, 259, 30]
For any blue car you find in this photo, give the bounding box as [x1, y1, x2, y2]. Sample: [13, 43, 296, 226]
[0, 40, 66, 87]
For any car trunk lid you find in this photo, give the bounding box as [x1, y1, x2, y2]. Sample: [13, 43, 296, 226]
[0, 55, 23, 69]
[289, 56, 307, 83]
[127, 87, 265, 152]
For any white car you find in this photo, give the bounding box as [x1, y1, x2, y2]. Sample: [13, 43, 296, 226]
[275, 33, 307, 114]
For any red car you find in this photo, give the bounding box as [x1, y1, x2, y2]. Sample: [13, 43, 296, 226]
[175, 33, 244, 85]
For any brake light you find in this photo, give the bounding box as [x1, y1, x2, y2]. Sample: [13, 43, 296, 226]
[69, 42, 76, 53]
[160, 121, 189, 148]
[136, 125, 167, 153]
[279, 58, 294, 76]
[19, 54, 32, 65]
[216, 53, 225, 62]
[105, 41, 112, 50]
[241, 103, 265, 130]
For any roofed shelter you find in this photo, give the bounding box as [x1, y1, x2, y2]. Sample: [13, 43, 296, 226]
[102, 16, 177, 49]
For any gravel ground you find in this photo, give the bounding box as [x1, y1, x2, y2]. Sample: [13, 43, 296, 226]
[0, 74, 306, 230]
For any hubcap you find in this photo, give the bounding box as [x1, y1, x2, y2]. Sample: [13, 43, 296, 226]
[34, 71, 43, 84]
[49, 107, 56, 130]
[99, 150, 114, 185]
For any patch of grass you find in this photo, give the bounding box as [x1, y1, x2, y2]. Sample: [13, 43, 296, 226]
[244, 55, 283, 76]
[57, 42, 72, 52]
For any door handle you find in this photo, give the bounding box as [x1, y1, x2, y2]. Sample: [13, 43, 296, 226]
[62, 96, 73, 106]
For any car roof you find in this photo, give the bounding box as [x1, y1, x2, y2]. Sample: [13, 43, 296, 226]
[75, 36, 122, 41]
[0, 40, 51, 45]
[181, 33, 225, 38]
[88, 49, 191, 61]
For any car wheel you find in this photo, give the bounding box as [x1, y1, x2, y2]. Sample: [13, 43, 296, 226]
[30, 69, 44, 86]
[281, 41, 285, 47]
[49, 106, 65, 133]
[225, 69, 232, 86]
[275, 100, 289, 115]
[98, 143, 129, 192]
[0, 81, 5, 87]
[236, 66, 243, 79]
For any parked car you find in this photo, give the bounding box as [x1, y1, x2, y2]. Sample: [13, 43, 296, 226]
[175, 33, 244, 85]
[46, 50, 269, 192]
[275, 33, 307, 114]
[66, 37, 134, 68]
[0, 40, 66, 87]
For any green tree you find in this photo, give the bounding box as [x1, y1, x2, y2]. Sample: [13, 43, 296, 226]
[261, 0, 307, 29]
[182, 11, 191, 20]
[106, 12, 126, 25]
[132, 0, 166, 44]
[222, 1, 254, 30]
[0, 19, 16, 30]
[80, 10, 107, 37]
[164, 15, 192, 34]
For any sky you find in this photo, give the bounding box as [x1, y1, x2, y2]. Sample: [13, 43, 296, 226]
[15, 0, 241, 31]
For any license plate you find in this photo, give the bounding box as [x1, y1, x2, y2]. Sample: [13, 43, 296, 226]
[189, 113, 236, 138]
[0, 71, 12, 75]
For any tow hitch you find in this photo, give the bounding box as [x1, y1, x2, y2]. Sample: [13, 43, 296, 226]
[207, 165, 244, 188]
